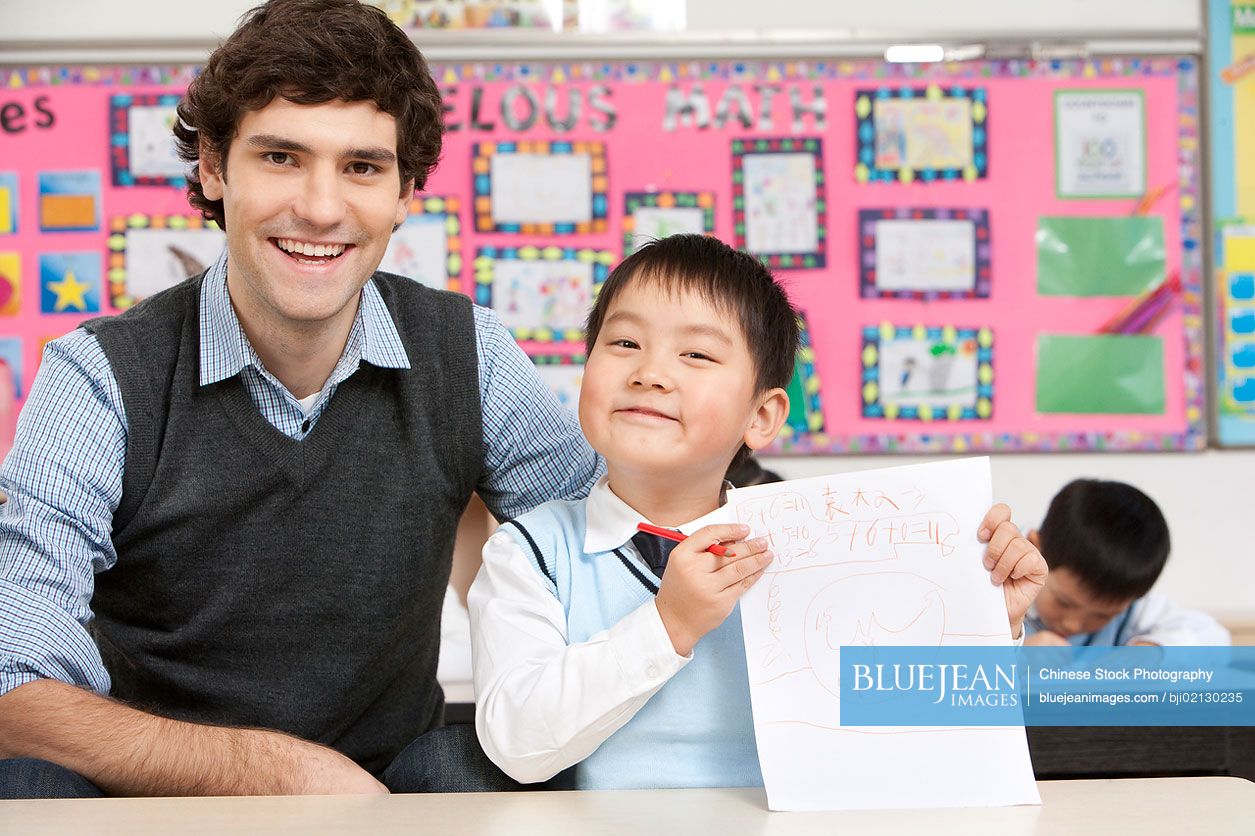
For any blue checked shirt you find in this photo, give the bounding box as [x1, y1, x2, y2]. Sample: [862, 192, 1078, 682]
[0, 251, 601, 699]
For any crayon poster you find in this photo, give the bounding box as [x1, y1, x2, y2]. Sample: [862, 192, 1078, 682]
[0, 55, 1203, 453]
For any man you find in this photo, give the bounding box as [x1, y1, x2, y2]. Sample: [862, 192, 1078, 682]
[0, 0, 598, 797]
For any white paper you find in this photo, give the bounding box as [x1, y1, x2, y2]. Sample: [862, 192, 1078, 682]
[626, 206, 705, 254]
[491, 258, 593, 333]
[874, 219, 976, 292]
[123, 227, 226, 301]
[1055, 90, 1146, 197]
[490, 153, 592, 223]
[127, 105, 187, 179]
[380, 215, 448, 290]
[743, 153, 818, 254]
[726, 458, 1039, 811]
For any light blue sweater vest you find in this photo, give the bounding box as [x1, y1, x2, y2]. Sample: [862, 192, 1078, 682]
[505, 499, 764, 790]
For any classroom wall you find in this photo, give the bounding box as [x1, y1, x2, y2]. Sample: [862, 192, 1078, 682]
[2, 0, 1250, 619]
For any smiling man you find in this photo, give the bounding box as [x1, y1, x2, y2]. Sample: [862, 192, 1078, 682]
[0, 0, 598, 798]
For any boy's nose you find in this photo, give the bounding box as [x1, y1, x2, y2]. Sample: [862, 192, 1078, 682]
[630, 364, 674, 391]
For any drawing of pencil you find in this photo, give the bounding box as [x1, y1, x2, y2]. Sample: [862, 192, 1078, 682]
[1099, 273, 1181, 334]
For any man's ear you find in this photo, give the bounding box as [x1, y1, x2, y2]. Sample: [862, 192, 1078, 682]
[395, 179, 416, 228]
[200, 141, 225, 201]
[743, 387, 790, 453]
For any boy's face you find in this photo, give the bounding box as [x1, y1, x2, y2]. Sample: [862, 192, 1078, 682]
[201, 97, 412, 339]
[1035, 567, 1135, 637]
[579, 280, 785, 483]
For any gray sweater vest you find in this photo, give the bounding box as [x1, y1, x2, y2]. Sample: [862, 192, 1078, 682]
[82, 273, 481, 774]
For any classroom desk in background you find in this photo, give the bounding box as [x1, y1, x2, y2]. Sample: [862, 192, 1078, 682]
[1, 778, 1251, 836]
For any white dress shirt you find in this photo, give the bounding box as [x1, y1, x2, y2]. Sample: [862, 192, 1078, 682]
[468, 476, 699, 784]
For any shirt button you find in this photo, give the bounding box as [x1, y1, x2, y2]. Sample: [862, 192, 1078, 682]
[646, 665, 659, 678]
[301, 419, 311, 433]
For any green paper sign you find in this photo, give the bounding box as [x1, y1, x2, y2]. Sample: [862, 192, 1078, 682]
[1036, 334, 1165, 414]
[1036, 216, 1165, 297]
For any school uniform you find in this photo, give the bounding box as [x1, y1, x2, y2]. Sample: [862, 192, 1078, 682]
[1024, 595, 1231, 646]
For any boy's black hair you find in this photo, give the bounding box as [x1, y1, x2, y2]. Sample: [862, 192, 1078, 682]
[584, 234, 800, 470]
[1038, 479, 1171, 602]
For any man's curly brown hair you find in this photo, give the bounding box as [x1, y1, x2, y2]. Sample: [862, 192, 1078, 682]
[173, 0, 444, 230]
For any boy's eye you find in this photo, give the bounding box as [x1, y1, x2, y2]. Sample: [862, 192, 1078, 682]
[683, 351, 713, 361]
[609, 338, 639, 349]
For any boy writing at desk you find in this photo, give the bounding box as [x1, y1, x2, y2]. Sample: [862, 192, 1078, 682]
[1024, 479, 1229, 647]
[469, 234, 1048, 789]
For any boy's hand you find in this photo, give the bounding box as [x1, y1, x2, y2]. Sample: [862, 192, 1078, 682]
[1024, 630, 1070, 647]
[978, 504, 1048, 640]
[654, 524, 772, 657]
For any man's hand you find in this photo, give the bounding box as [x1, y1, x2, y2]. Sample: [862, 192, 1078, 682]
[654, 523, 772, 656]
[1024, 630, 1070, 647]
[977, 504, 1048, 640]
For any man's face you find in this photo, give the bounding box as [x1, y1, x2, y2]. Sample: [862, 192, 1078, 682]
[578, 280, 770, 483]
[1035, 567, 1135, 637]
[201, 97, 411, 338]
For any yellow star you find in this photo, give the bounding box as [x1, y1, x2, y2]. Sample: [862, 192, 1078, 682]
[48, 268, 92, 312]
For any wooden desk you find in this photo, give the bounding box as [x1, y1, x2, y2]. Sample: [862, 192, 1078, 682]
[2, 778, 1252, 836]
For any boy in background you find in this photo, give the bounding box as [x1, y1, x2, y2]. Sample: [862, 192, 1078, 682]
[1024, 479, 1229, 646]
[469, 234, 1047, 789]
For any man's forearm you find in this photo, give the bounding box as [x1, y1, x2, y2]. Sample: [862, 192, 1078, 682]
[0, 678, 376, 796]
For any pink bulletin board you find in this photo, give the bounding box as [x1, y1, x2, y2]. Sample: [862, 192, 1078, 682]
[0, 57, 1205, 455]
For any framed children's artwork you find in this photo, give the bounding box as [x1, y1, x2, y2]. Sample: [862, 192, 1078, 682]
[474, 245, 612, 342]
[732, 137, 826, 269]
[531, 353, 585, 415]
[861, 324, 994, 422]
[854, 85, 988, 183]
[622, 190, 714, 256]
[106, 214, 225, 309]
[379, 195, 461, 291]
[473, 140, 608, 234]
[110, 93, 187, 187]
[858, 208, 991, 300]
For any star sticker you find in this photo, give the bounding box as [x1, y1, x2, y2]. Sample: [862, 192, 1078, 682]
[48, 268, 92, 312]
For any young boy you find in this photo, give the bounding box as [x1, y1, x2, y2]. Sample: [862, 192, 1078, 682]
[1024, 479, 1229, 647]
[468, 234, 1047, 789]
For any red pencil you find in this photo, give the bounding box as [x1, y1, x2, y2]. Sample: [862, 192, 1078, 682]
[636, 522, 730, 557]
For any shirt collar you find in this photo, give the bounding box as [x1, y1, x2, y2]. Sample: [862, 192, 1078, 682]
[583, 474, 732, 555]
[197, 251, 411, 387]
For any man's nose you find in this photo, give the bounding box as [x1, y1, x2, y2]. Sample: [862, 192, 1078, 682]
[292, 167, 347, 228]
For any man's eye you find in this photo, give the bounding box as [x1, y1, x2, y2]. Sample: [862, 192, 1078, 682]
[349, 162, 377, 175]
[264, 152, 291, 165]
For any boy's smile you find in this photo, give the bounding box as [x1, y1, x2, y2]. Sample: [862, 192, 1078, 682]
[579, 280, 786, 503]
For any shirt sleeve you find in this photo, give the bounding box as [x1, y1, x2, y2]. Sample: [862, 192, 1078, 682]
[471, 306, 603, 521]
[0, 330, 126, 698]
[1124, 593, 1232, 646]
[469, 529, 689, 784]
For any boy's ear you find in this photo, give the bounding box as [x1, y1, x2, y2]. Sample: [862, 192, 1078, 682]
[200, 140, 224, 201]
[742, 387, 790, 453]
[1026, 529, 1042, 550]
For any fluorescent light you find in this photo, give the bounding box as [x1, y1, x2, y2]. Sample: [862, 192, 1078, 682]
[885, 44, 945, 63]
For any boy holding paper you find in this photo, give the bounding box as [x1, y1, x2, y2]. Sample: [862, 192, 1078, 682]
[468, 234, 1048, 789]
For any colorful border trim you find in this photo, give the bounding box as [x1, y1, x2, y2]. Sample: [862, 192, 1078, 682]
[731, 137, 826, 269]
[775, 312, 825, 441]
[858, 208, 991, 300]
[860, 323, 994, 422]
[472, 244, 613, 342]
[854, 85, 988, 184]
[622, 190, 715, 256]
[472, 140, 608, 234]
[109, 93, 185, 187]
[106, 213, 220, 310]
[401, 195, 463, 291]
